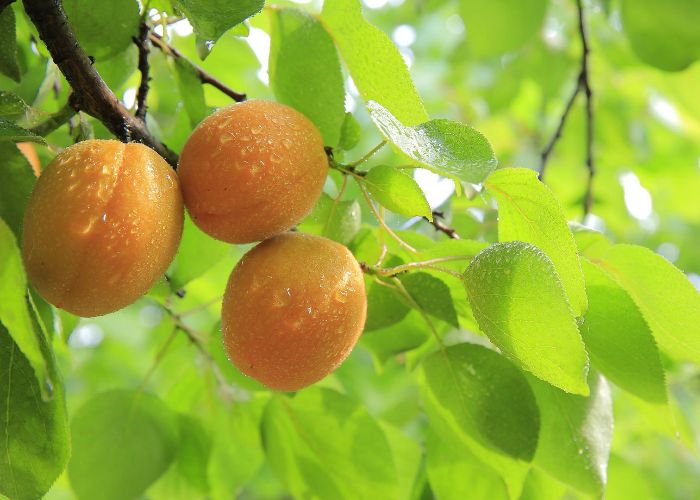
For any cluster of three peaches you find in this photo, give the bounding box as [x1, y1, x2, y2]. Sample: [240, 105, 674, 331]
[22, 100, 367, 391]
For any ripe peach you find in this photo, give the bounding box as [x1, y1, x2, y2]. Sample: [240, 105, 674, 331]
[177, 100, 328, 244]
[222, 232, 367, 391]
[22, 139, 183, 317]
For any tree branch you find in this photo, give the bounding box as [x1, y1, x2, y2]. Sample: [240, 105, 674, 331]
[148, 32, 246, 102]
[426, 211, 460, 239]
[133, 21, 151, 121]
[577, 0, 595, 217]
[538, 0, 596, 217]
[22, 0, 178, 166]
[29, 97, 77, 137]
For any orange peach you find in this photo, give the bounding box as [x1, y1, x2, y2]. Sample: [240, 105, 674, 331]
[222, 232, 367, 391]
[22, 139, 183, 317]
[177, 100, 328, 243]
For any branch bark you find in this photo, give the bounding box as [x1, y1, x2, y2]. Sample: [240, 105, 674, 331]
[426, 211, 460, 239]
[538, 0, 596, 218]
[148, 32, 246, 102]
[22, 0, 178, 166]
[133, 21, 151, 121]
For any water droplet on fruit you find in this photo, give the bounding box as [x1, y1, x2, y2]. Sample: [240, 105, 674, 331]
[251, 124, 264, 135]
[282, 138, 293, 149]
[270, 153, 282, 164]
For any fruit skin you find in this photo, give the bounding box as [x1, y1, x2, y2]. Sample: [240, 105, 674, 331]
[222, 232, 367, 391]
[177, 100, 328, 244]
[22, 139, 183, 317]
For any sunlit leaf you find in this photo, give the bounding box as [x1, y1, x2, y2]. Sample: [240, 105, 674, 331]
[270, 8, 345, 146]
[464, 241, 589, 395]
[172, 0, 264, 46]
[529, 373, 613, 496]
[581, 259, 667, 404]
[364, 165, 432, 219]
[0, 119, 46, 144]
[63, 0, 140, 60]
[298, 193, 361, 245]
[596, 244, 700, 366]
[321, 0, 428, 126]
[485, 167, 587, 316]
[621, 0, 700, 71]
[459, 0, 548, 58]
[367, 101, 497, 184]
[421, 343, 540, 460]
[68, 390, 180, 500]
[0, 324, 70, 500]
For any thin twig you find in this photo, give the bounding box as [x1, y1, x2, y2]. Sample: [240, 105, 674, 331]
[357, 179, 417, 253]
[133, 21, 151, 121]
[22, 0, 178, 165]
[29, 98, 77, 137]
[426, 211, 460, 239]
[139, 326, 179, 390]
[539, 85, 580, 177]
[364, 255, 468, 280]
[577, 0, 595, 217]
[148, 32, 246, 102]
[349, 140, 386, 168]
[539, 0, 596, 215]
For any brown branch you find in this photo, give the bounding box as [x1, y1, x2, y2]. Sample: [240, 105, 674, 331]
[538, 0, 596, 214]
[29, 97, 77, 137]
[133, 21, 151, 121]
[148, 32, 246, 103]
[577, 0, 595, 217]
[426, 211, 460, 239]
[22, 0, 178, 166]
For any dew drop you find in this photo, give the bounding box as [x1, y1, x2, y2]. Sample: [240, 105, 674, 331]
[270, 152, 282, 164]
[282, 138, 293, 149]
[251, 124, 264, 135]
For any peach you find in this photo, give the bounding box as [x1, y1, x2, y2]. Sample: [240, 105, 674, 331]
[22, 139, 183, 317]
[222, 232, 367, 390]
[177, 100, 328, 243]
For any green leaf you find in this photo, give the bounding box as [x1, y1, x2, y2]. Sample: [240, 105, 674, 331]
[529, 373, 613, 496]
[0, 119, 46, 144]
[170, 57, 208, 128]
[421, 365, 530, 498]
[0, 143, 35, 239]
[0, 6, 20, 82]
[459, 0, 548, 58]
[269, 8, 345, 146]
[168, 214, 231, 289]
[367, 101, 497, 184]
[485, 167, 587, 317]
[298, 193, 361, 245]
[0, 91, 28, 119]
[68, 389, 180, 500]
[364, 165, 431, 219]
[173, 0, 264, 45]
[208, 396, 267, 497]
[463, 242, 589, 395]
[176, 414, 212, 493]
[400, 272, 459, 328]
[581, 259, 667, 404]
[421, 343, 540, 460]
[262, 388, 404, 499]
[364, 273, 410, 331]
[621, 0, 700, 71]
[361, 310, 430, 364]
[63, 0, 140, 60]
[337, 112, 361, 151]
[0, 219, 52, 396]
[0, 324, 70, 500]
[596, 244, 700, 366]
[426, 430, 509, 500]
[321, 0, 428, 126]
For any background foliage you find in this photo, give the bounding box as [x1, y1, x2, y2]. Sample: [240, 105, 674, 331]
[2, 0, 700, 498]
